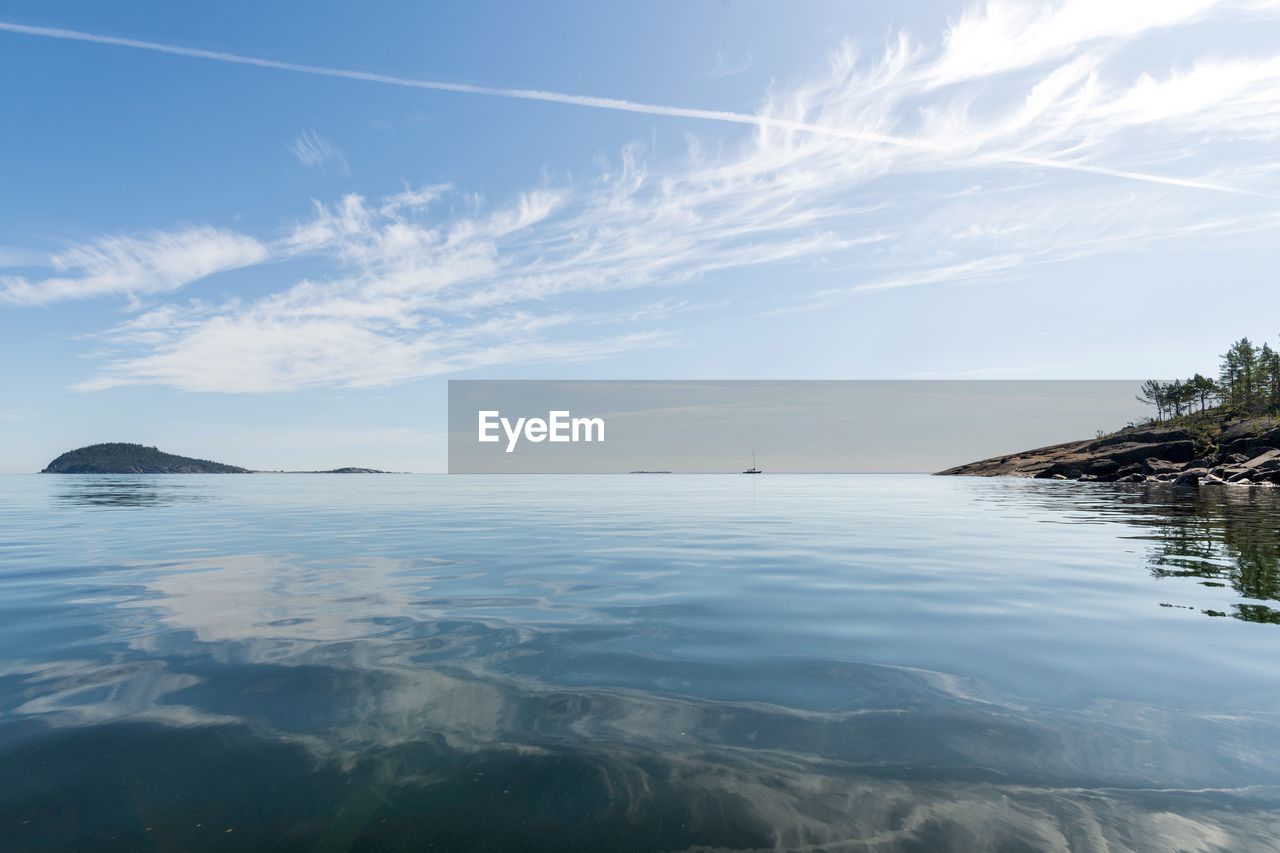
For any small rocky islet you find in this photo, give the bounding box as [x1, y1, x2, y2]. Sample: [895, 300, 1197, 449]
[40, 443, 388, 474]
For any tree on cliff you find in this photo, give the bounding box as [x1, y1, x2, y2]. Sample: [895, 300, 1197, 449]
[1137, 336, 1280, 422]
[1261, 344, 1280, 410]
[1220, 338, 1260, 410]
[1170, 379, 1189, 417]
[1137, 379, 1169, 421]
[1190, 374, 1217, 412]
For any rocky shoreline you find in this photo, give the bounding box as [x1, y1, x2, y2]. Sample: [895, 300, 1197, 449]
[937, 417, 1280, 487]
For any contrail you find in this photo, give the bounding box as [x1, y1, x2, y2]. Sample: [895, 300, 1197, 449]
[0, 20, 1262, 197]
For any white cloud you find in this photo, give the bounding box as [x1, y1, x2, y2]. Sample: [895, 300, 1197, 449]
[289, 130, 349, 172]
[924, 0, 1225, 87]
[0, 227, 268, 306]
[7, 0, 1280, 390]
[1091, 55, 1280, 135]
[704, 49, 754, 79]
[78, 308, 674, 393]
[3, 13, 1272, 193]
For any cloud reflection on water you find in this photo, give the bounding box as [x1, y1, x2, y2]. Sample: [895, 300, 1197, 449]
[3, 540, 1280, 850]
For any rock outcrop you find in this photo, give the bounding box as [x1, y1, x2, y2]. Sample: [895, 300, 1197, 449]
[937, 416, 1280, 488]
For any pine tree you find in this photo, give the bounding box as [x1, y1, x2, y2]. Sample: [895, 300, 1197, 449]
[1169, 379, 1187, 417]
[1236, 338, 1259, 409]
[1140, 336, 1280, 422]
[1220, 345, 1242, 407]
[1137, 379, 1167, 421]
[1262, 344, 1280, 410]
[1189, 373, 1217, 411]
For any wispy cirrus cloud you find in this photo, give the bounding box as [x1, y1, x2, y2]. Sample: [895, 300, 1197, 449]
[0, 8, 1271, 194]
[704, 49, 754, 79]
[74, 170, 837, 391]
[4, 0, 1280, 391]
[289, 130, 349, 173]
[0, 227, 268, 306]
[1089, 54, 1280, 136]
[921, 0, 1227, 87]
[78, 305, 674, 393]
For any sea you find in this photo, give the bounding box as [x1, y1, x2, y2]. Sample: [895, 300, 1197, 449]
[1, 474, 1278, 851]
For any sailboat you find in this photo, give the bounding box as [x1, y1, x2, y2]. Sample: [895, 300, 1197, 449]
[742, 450, 762, 474]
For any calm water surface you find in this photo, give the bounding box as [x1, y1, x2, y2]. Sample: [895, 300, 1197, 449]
[1, 474, 1279, 851]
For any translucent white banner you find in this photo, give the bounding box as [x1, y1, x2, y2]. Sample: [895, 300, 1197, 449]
[448, 380, 1149, 473]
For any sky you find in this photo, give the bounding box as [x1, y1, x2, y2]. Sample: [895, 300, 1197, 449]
[2, 0, 1280, 472]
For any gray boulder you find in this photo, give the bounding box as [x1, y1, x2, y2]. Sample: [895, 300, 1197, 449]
[1144, 457, 1183, 475]
[1095, 440, 1196, 466]
[1221, 418, 1277, 442]
[1224, 437, 1278, 458]
[1245, 448, 1280, 467]
[1174, 469, 1207, 487]
[1036, 462, 1084, 480]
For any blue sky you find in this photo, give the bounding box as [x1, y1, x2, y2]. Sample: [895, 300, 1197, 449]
[2, 0, 1279, 472]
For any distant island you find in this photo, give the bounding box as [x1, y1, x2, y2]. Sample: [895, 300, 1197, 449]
[41, 443, 389, 474]
[939, 336, 1280, 487]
